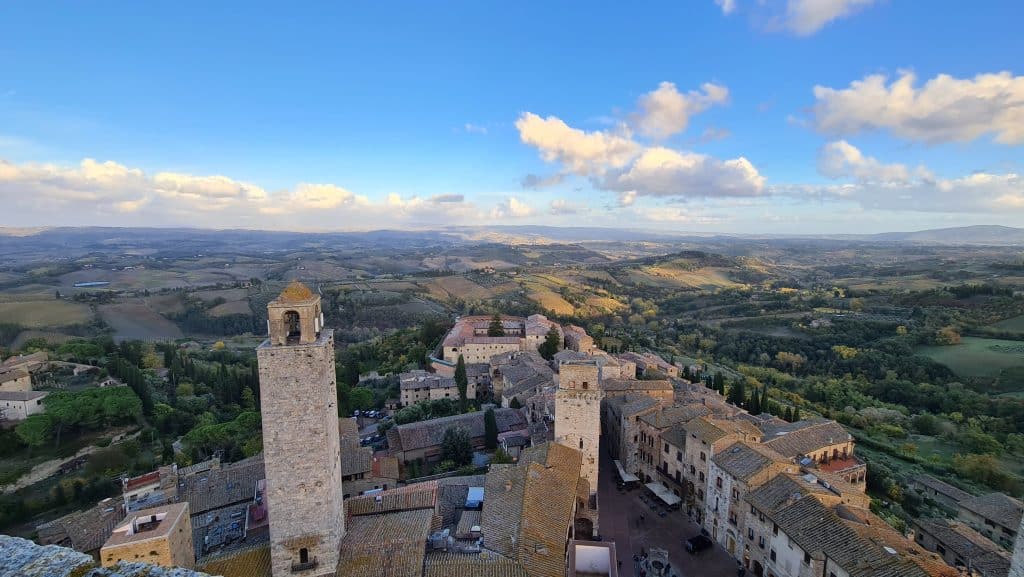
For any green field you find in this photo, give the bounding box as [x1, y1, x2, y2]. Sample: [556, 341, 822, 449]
[917, 337, 1024, 378]
[0, 300, 93, 327]
[992, 315, 1024, 334]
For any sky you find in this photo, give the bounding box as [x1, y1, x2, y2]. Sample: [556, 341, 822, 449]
[0, 1, 1022, 234]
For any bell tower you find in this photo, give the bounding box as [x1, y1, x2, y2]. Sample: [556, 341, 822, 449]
[257, 281, 343, 577]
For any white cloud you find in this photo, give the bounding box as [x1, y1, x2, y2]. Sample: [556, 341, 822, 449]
[817, 140, 913, 183]
[516, 82, 764, 204]
[715, 0, 737, 15]
[632, 81, 729, 139]
[521, 173, 565, 189]
[785, 0, 876, 35]
[515, 112, 640, 177]
[0, 157, 537, 229]
[464, 123, 488, 135]
[812, 71, 1024, 144]
[491, 197, 536, 219]
[601, 147, 765, 198]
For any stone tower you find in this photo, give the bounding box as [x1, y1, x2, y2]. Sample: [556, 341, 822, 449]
[555, 359, 602, 535]
[257, 281, 343, 577]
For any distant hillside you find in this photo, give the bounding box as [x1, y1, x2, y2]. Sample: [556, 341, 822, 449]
[864, 225, 1024, 245]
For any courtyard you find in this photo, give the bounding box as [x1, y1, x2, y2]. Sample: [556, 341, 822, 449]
[597, 440, 740, 577]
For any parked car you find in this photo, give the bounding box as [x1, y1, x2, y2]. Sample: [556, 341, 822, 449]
[685, 535, 713, 554]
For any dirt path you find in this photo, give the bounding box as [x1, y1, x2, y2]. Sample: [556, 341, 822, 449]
[1, 430, 140, 493]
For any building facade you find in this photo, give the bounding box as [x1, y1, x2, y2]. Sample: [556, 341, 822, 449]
[100, 502, 193, 569]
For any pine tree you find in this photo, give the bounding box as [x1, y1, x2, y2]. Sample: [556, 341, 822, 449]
[455, 354, 469, 412]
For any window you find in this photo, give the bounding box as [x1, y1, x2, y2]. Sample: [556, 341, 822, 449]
[699, 472, 705, 482]
[698, 489, 704, 500]
[759, 536, 765, 549]
[750, 504, 756, 514]
[690, 465, 696, 475]
[772, 523, 778, 536]
[299, 548, 309, 564]
[676, 450, 682, 461]
[716, 477, 723, 489]
[579, 438, 584, 449]
[770, 549, 776, 562]
[634, 435, 638, 443]
[732, 488, 739, 500]
[748, 528, 754, 540]
[700, 452, 706, 461]
[803, 552, 811, 565]
[664, 443, 669, 453]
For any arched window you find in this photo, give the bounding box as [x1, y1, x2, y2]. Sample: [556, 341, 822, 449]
[579, 438, 584, 449]
[284, 311, 301, 342]
[299, 548, 309, 564]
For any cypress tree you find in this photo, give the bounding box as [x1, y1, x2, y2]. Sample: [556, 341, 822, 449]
[484, 408, 498, 450]
[792, 406, 801, 422]
[455, 354, 469, 412]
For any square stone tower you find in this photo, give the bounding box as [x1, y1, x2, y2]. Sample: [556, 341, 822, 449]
[555, 359, 602, 536]
[257, 281, 343, 577]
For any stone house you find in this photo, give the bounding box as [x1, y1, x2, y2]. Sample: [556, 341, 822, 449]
[614, 351, 679, 378]
[909, 475, 972, 513]
[0, 390, 46, 421]
[399, 370, 474, 406]
[704, 442, 794, 557]
[602, 393, 659, 476]
[914, 517, 1010, 577]
[760, 418, 865, 485]
[0, 367, 32, 392]
[101, 502, 194, 569]
[679, 417, 763, 523]
[1, 351, 48, 373]
[601, 378, 674, 406]
[958, 493, 1024, 550]
[635, 405, 713, 485]
[385, 408, 529, 465]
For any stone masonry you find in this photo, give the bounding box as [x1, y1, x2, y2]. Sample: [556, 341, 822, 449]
[555, 360, 602, 536]
[258, 285, 344, 577]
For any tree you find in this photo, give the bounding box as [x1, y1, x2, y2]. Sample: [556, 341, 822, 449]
[792, 406, 801, 422]
[484, 408, 498, 450]
[488, 314, 506, 337]
[713, 372, 725, 393]
[727, 379, 745, 408]
[538, 327, 561, 360]
[783, 406, 794, 422]
[510, 397, 522, 409]
[492, 447, 514, 464]
[748, 388, 761, 415]
[15, 414, 53, 448]
[350, 387, 375, 412]
[441, 426, 473, 467]
[455, 354, 469, 412]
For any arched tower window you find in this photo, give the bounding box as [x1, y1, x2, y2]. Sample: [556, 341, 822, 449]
[284, 311, 301, 343]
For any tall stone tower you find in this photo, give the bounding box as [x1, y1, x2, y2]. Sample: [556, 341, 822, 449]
[257, 282, 343, 577]
[555, 359, 602, 535]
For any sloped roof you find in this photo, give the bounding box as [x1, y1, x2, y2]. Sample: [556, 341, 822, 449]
[180, 455, 264, 515]
[0, 368, 30, 384]
[601, 378, 673, 393]
[911, 475, 971, 503]
[959, 492, 1024, 530]
[517, 443, 583, 577]
[745, 473, 838, 514]
[424, 551, 528, 577]
[198, 543, 272, 577]
[336, 508, 435, 577]
[391, 410, 528, 453]
[345, 481, 438, 517]
[685, 416, 762, 444]
[915, 517, 1009, 575]
[712, 442, 787, 482]
[275, 280, 315, 303]
[638, 404, 711, 429]
[762, 419, 851, 458]
[0, 389, 46, 401]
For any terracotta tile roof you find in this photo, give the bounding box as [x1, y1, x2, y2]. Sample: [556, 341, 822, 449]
[391, 409, 528, 453]
[123, 471, 160, 492]
[424, 551, 527, 577]
[346, 481, 438, 517]
[910, 475, 971, 503]
[661, 424, 688, 450]
[36, 497, 125, 553]
[0, 368, 30, 384]
[180, 456, 264, 515]
[959, 492, 1024, 530]
[745, 473, 838, 514]
[481, 465, 527, 558]
[712, 442, 787, 482]
[915, 517, 1010, 575]
[762, 419, 851, 458]
[437, 475, 487, 527]
[769, 496, 945, 577]
[343, 444, 374, 478]
[374, 454, 401, 480]
[1, 351, 47, 368]
[336, 508, 435, 577]
[456, 510, 483, 538]
[399, 371, 456, 390]
[198, 543, 272, 577]
[685, 416, 762, 444]
[0, 389, 45, 401]
[638, 404, 711, 429]
[517, 443, 582, 577]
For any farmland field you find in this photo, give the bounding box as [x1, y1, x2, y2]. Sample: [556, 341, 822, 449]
[424, 276, 493, 301]
[99, 302, 183, 341]
[0, 300, 93, 327]
[916, 337, 1024, 378]
[992, 315, 1024, 334]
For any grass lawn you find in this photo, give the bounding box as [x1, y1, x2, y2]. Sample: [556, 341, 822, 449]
[916, 337, 1024, 378]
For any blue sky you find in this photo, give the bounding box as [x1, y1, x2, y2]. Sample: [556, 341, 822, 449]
[0, 1, 1022, 233]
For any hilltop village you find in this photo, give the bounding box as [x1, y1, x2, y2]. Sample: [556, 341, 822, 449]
[5, 283, 1024, 577]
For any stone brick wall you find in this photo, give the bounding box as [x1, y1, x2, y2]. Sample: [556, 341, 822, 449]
[101, 510, 193, 569]
[258, 330, 344, 577]
[555, 388, 602, 497]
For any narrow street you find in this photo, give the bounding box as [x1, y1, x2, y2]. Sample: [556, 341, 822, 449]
[597, 439, 739, 577]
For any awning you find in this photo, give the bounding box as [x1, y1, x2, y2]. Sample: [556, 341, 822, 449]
[613, 460, 639, 483]
[645, 482, 682, 506]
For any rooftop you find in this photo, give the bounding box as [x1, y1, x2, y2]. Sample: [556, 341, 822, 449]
[345, 481, 438, 516]
[0, 389, 46, 401]
[911, 475, 972, 503]
[102, 502, 189, 549]
[959, 492, 1024, 530]
[915, 517, 1010, 574]
[600, 378, 673, 393]
[712, 441, 788, 481]
[390, 409, 528, 453]
[273, 280, 316, 303]
[762, 418, 851, 458]
[337, 508, 435, 577]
